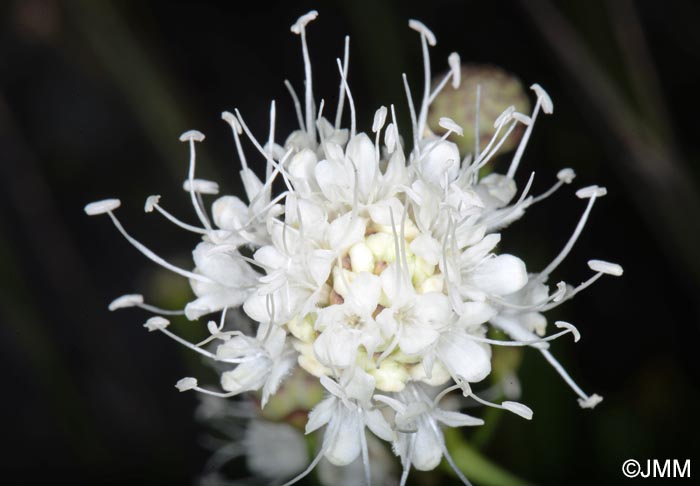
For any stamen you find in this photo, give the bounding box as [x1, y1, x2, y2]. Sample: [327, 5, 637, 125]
[408, 19, 436, 140]
[468, 391, 534, 420]
[390, 104, 403, 153]
[427, 419, 472, 486]
[536, 188, 604, 282]
[475, 84, 481, 159]
[335, 36, 350, 129]
[401, 74, 419, 154]
[359, 422, 371, 486]
[463, 322, 579, 346]
[104, 210, 213, 284]
[373, 106, 387, 163]
[221, 111, 249, 172]
[531, 168, 576, 204]
[267, 100, 276, 182]
[180, 130, 213, 232]
[234, 110, 294, 193]
[539, 348, 601, 408]
[109, 293, 185, 316]
[428, 52, 461, 104]
[506, 84, 553, 179]
[335, 58, 356, 139]
[291, 10, 319, 142]
[284, 80, 306, 131]
[147, 196, 207, 234]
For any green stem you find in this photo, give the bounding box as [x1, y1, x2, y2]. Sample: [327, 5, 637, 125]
[443, 428, 532, 486]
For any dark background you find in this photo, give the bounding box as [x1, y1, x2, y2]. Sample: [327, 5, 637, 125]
[1, 0, 699, 484]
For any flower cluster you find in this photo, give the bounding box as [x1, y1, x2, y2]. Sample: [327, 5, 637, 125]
[86, 11, 622, 485]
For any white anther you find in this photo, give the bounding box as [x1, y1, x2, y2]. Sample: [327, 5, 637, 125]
[578, 394, 603, 409]
[554, 321, 581, 342]
[291, 10, 318, 34]
[493, 106, 515, 128]
[144, 316, 170, 332]
[501, 401, 533, 420]
[84, 199, 121, 216]
[530, 83, 553, 114]
[438, 117, 464, 136]
[576, 185, 607, 199]
[144, 195, 160, 213]
[512, 112, 533, 126]
[588, 259, 624, 276]
[408, 19, 436, 46]
[372, 106, 388, 133]
[221, 111, 242, 134]
[175, 377, 198, 392]
[179, 130, 205, 142]
[448, 52, 461, 88]
[557, 168, 576, 184]
[182, 179, 220, 195]
[108, 294, 144, 311]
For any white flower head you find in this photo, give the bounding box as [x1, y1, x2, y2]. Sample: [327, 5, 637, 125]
[87, 10, 620, 485]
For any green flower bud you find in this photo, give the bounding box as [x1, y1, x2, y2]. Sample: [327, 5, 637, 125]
[429, 64, 530, 157]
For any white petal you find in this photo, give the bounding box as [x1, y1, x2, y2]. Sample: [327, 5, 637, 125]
[419, 139, 460, 187]
[327, 213, 366, 251]
[315, 159, 352, 203]
[368, 197, 405, 227]
[433, 409, 484, 427]
[325, 411, 362, 466]
[314, 326, 360, 368]
[261, 350, 296, 407]
[400, 321, 439, 355]
[438, 330, 491, 383]
[220, 359, 270, 393]
[346, 272, 381, 316]
[466, 254, 528, 295]
[254, 245, 287, 270]
[345, 133, 377, 198]
[365, 408, 394, 442]
[414, 292, 451, 326]
[460, 233, 501, 267]
[212, 196, 248, 230]
[457, 302, 497, 328]
[410, 425, 443, 471]
[344, 369, 376, 404]
[243, 293, 272, 323]
[306, 397, 337, 434]
[409, 234, 441, 266]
